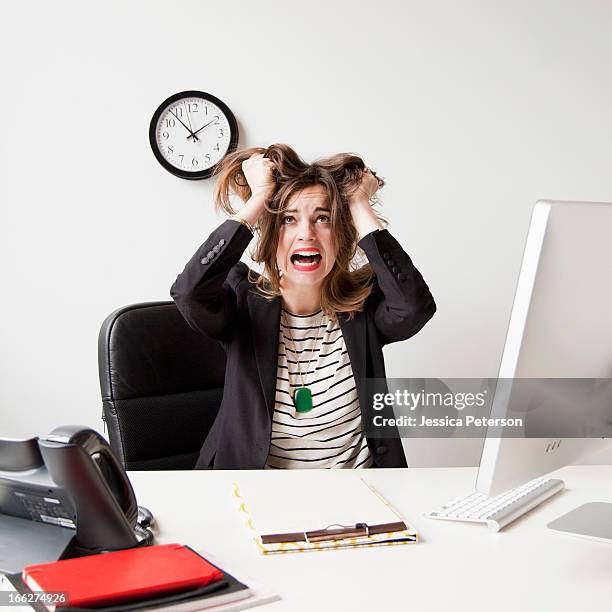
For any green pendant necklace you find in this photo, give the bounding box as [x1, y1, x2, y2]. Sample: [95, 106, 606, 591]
[282, 310, 325, 413]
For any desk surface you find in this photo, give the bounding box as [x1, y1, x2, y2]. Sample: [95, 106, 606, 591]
[130, 466, 612, 612]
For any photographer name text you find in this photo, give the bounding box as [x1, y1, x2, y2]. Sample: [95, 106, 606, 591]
[372, 414, 523, 427]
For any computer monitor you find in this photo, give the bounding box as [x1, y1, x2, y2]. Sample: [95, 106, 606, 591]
[476, 200, 612, 499]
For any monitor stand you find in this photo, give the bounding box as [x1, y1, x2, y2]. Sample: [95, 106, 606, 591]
[547, 502, 612, 543]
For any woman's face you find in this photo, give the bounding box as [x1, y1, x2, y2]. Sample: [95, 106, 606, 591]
[276, 184, 338, 289]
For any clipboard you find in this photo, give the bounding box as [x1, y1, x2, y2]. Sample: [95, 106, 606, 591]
[232, 474, 418, 554]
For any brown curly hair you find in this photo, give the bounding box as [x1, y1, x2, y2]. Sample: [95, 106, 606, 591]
[213, 143, 386, 320]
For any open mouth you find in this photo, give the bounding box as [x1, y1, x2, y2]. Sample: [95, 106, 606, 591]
[290, 249, 322, 271]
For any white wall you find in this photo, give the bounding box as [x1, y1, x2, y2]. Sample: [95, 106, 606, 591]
[1, 1, 611, 463]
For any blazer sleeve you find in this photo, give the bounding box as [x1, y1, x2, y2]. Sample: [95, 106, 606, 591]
[170, 219, 254, 340]
[358, 228, 436, 345]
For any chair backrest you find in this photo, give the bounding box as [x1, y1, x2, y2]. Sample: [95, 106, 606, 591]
[98, 302, 226, 470]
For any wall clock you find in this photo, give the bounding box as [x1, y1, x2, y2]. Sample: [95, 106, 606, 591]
[149, 90, 239, 180]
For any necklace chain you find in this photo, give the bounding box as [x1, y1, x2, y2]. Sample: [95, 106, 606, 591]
[282, 310, 325, 391]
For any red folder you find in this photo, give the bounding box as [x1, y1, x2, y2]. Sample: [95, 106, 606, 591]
[22, 543, 224, 609]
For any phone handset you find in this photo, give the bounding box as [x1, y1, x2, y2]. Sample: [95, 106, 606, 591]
[38, 426, 142, 552]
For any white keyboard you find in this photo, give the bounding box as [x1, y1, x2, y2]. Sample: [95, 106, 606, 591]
[424, 477, 565, 532]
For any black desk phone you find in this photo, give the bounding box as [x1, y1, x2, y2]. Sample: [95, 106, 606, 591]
[0, 425, 155, 574]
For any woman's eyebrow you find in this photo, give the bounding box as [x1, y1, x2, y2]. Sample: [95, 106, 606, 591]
[284, 206, 331, 213]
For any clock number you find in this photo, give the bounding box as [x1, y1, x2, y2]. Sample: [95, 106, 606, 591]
[214, 143, 220, 151]
[162, 131, 169, 140]
[204, 105, 208, 115]
[192, 157, 199, 167]
[178, 154, 184, 164]
[204, 154, 211, 163]
[168, 145, 174, 154]
[218, 128, 224, 138]
[188, 103, 198, 112]
[213, 115, 220, 125]
[174, 106, 183, 117]
[165, 118, 176, 128]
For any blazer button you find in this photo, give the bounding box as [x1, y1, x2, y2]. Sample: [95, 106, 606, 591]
[398, 273, 406, 282]
[387, 259, 395, 267]
[207, 250, 214, 258]
[213, 245, 220, 253]
[392, 266, 398, 274]
[219, 239, 225, 246]
[383, 252, 391, 260]
[376, 446, 388, 455]
[201, 257, 210, 265]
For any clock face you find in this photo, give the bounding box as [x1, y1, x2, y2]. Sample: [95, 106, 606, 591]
[149, 91, 239, 180]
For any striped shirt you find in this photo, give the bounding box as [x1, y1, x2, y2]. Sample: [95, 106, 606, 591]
[264, 309, 374, 469]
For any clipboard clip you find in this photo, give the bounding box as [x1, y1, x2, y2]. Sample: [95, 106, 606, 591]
[304, 522, 370, 543]
[260, 520, 407, 545]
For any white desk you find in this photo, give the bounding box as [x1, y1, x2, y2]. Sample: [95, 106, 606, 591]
[130, 466, 612, 612]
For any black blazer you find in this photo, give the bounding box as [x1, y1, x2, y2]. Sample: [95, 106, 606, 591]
[171, 219, 436, 469]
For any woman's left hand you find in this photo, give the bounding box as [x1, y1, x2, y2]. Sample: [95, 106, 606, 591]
[348, 169, 385, 239]
[348, 169, 380, 207]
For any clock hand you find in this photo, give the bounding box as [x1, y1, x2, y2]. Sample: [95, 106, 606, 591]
[183, 102, 197, 143]
[188, 118, 217, 139]
[169, 109, 199, 141]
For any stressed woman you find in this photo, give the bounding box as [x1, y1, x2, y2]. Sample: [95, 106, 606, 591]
[170, 144, 436, 469]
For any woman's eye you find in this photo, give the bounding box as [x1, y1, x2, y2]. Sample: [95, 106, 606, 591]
[281, 215, 295, 224]
[316, 215, 331, 223]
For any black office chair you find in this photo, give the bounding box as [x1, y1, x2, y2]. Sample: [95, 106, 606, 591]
[98, 301, 226, 470]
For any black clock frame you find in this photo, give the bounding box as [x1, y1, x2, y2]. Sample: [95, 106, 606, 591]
[149, 90, 239, 180]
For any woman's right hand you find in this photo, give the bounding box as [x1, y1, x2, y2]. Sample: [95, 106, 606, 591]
[233, 153, 276, 228]
[242, 153, 276, 202]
